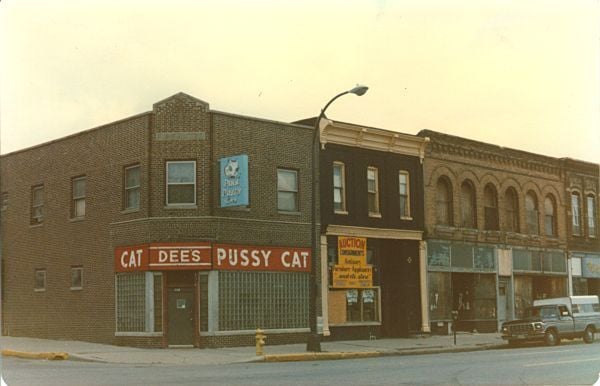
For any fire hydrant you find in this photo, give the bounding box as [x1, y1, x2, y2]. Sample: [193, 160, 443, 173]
[255, 328, 266, 356]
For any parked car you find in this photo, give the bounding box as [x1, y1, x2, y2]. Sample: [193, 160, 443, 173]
[501, 296, 600, 346]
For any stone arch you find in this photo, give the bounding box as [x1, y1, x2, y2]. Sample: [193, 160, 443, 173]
[426, 164, 458, 187]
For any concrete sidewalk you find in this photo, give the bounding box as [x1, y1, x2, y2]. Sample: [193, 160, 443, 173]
[0, 333, 505, 365]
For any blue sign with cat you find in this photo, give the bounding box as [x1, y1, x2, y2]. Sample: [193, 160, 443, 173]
[220, 154, 249, 207]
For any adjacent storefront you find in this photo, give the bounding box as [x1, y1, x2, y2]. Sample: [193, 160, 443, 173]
[572, 253, 600, 297]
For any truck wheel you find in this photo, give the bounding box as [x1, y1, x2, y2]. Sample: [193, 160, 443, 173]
[544, 330, 559, 346]
[583, 326, 595, 344]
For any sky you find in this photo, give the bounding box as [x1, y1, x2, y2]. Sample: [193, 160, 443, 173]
[1, 0, 599, 164]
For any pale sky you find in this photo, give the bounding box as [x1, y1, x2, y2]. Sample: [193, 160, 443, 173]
[1, 0, 599, 164]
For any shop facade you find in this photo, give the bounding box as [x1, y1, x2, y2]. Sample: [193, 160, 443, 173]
[0, 93, 316, 347]
[314, 119, 429, 339]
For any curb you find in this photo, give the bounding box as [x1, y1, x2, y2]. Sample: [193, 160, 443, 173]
[1, 349, 69, 360]
[263, 351, 380, 362]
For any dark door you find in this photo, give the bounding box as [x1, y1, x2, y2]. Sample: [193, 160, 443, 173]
[168, 287, 194, 346]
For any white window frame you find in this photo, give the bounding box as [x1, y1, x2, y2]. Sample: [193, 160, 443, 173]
[399, 171, 411, 219]
[166, 161, 197, 206]
[31, 185, 44, 224]
[277, 168, 299, 212]
[367, 167, 380, 217]
[34, 269, 46, 292]
[71, 266, 83, 290]
[333, 162, 347, 214]
[72, 176, 86, 218]
[124, 164, 141, 210]
[587, 194, 597, 238]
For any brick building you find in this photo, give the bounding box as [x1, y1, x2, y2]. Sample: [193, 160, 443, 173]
[0, 93, 317, 348]
[418, 130, 570, 333]
[313, 119, 429, 339]
[562, 158, 600, 297]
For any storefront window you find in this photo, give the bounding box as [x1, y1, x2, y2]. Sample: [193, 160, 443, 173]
[474, 247, 494, 269]
[346, 288, 379, 322]
[219, 271, 308, 331]
[428, 241, 450, 267]
[116, 272, 163, 333]
[428, 271, 452, 320]
[451, 244, 472, 268]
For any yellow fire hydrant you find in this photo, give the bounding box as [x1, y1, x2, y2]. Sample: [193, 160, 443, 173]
[255, 328, 266, 356]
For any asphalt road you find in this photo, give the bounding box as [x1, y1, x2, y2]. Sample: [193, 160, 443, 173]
[2, 341, 600, 386]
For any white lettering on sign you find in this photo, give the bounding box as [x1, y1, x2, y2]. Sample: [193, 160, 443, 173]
[158, 249, 202, 264]
[281, 251, 309, 269]
[214, 245, 310, 271]
[120, 249, 143, 269]
[216, 248, 272, 268]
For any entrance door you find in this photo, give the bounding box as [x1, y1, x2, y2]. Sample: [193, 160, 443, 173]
[168, 287, 194, 346]
[498, 281, 508, 330]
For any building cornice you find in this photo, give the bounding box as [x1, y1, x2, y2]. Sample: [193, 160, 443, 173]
[320, 119, 429, 161]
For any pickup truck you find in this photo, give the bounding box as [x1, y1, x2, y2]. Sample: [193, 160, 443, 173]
[501, 295, 600, 346]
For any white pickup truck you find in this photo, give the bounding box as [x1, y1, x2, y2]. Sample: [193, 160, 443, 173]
[501, 295, 600, 346]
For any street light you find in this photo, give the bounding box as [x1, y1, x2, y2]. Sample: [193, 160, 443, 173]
[307, 85, 368, 352]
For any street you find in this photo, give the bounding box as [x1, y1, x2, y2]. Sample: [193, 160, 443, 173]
[2, 341, 600, 386]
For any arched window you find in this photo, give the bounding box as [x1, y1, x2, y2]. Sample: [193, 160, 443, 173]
[505, 188, 519, 232]
[436, 177, 453, 226]
[587, 194, 597, 238]
[571, 192, 582, 236]
[484, 184, 499, 230]
[544, 195, 556, 237]
[525, 191, 539, 235]
[461, 180, 477, 228]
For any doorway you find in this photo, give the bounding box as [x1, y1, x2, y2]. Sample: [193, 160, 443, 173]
[167, 287, 195, 346]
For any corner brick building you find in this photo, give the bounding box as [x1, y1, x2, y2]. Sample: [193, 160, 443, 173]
[1, 93, 317, 348]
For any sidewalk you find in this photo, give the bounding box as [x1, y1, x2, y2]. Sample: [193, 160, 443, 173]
[0, 333, 505, 365]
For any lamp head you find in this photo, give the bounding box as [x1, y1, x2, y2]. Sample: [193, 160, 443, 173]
[349, 85, 368, 96]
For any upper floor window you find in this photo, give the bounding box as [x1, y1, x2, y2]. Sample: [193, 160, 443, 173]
[124, 165, 141, 210]
[525, 191, 539, 235]
[460, 180, 476, 228]
[31, 185, 44, 224]
[71, 266, 83, 290]
[436, 177, 453, 226]
[367, 167, 380, 216]
[505, 188, 519, 232]
[333, 162, 346, 213]
[72, 176, 86, 218]
[571, 192, 582, 236]
[1, 192, 7, 211]
[166, 161, 196, 205]
[588, 194, 597, 238]
[277, 168, 298, 212]
[34, 269, 46, 292]
[483, 184, 498, 230]
[544, 195, 557, 237]
[399, 171, 411, 219]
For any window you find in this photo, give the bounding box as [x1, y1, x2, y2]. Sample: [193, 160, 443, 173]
[571, 192, 582, 236]
[367, 167, 380, 215]
[1, 192, 7, 211]
[399, 171, 410, 218]
[72, 176, 86, 218]
[31, 185, 44, 224]
[116, 272, 163, 333]
[483, 184, 498, 230]
[460, 180, 476, 228]
[505, 188, 519, 232]
[525, 191, 539, 235]
[436, 177, 453, 225]
[124, 165, 141, 210]
[346, 288, 379, 322]
[333, 162, 346, 213]
[544, 195, 557, 237]
[71, 266, 83, 290]
[166, 161, 196, 205]
[587, 195, 597, 237]
[34, 269, 46, 292]
[277, 169, 298, 212]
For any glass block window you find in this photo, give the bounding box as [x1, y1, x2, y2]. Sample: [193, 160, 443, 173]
[218, 271, 308, 331]
[167, 161, 196, 205]
[277, 169, 298, 212]
[116, 272, 163, 333]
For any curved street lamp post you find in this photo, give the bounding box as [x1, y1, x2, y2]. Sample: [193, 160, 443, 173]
[307, 85, 368, 352]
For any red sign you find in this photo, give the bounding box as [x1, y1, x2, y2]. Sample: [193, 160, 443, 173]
[149, 243, 212, 270]
[115, 244, 149, 272]
[213, 244, 311, 272]
[115, 243, 212, 272]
